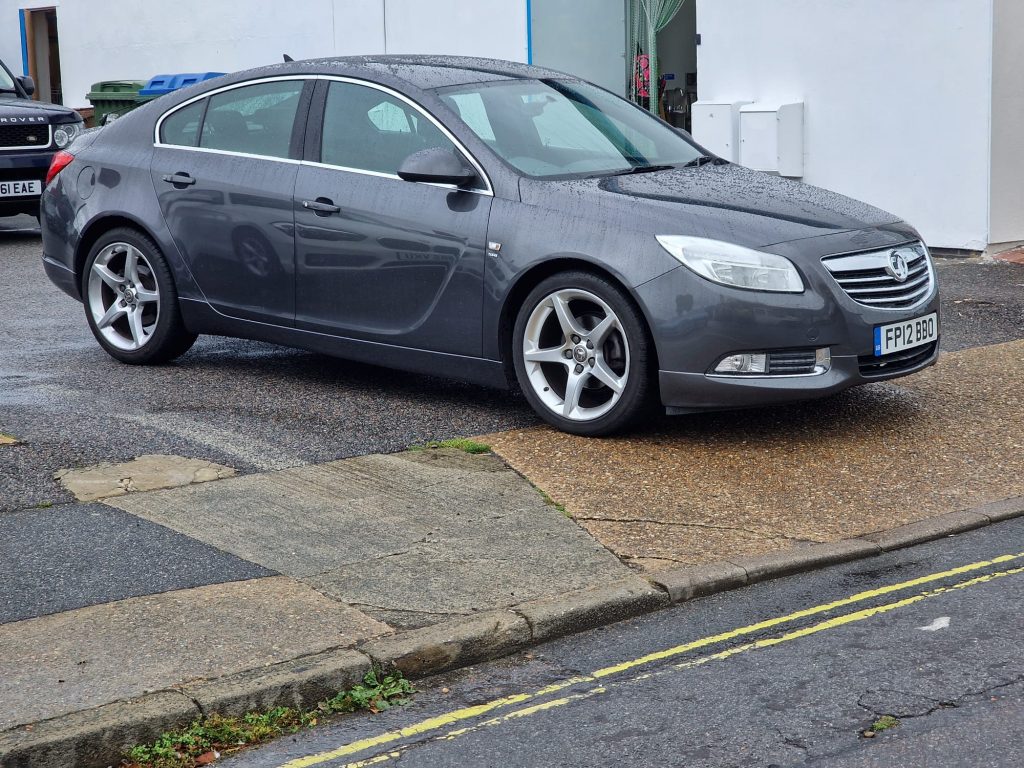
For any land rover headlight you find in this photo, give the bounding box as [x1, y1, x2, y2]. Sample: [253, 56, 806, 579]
[656, 236, 804, 293]
[54, 121, 82, 149]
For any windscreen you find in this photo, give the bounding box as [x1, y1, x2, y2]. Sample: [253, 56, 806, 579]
[438, 78, 703, 178]
[0, 63, 17, 92]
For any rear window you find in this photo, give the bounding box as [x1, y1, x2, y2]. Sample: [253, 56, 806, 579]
[160, 100, 204, 147]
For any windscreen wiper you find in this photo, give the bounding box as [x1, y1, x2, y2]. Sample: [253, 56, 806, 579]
[603, 164, 675, 177]
[681, 155, 723, 167]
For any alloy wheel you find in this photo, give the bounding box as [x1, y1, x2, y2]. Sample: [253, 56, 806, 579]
[522, 288, 630, 422]
[86, 242, 161, 351]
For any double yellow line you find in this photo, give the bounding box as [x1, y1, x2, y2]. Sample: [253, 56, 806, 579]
[282, 551, 1024, 768]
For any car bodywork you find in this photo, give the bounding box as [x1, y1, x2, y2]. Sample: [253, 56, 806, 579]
[41, 56, 939, 412]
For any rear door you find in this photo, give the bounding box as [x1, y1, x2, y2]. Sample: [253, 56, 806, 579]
[150, 78, 310, 325]
[293, 78, 492, 356]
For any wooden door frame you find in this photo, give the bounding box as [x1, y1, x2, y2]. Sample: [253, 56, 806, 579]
[21, 6, 57, 101]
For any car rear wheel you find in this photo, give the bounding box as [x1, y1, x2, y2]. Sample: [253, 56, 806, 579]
[513, 271, 653, 436]
[82, 228, 197, 364]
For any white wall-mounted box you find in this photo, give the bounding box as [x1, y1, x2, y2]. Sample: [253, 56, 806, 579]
[691, 101, 750, 162]
[739, 102, 804, 177]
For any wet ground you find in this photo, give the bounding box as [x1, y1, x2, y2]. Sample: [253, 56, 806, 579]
[0, 216, 535, 512]
[3, 215, 1022, 515]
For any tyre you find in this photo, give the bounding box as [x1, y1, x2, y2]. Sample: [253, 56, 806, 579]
[512, 270, 654, 436]
[81, 227, 197, 364]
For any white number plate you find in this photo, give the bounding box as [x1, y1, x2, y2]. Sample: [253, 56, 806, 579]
[0, 180, 41, 197]
[873, 312, 938, 357]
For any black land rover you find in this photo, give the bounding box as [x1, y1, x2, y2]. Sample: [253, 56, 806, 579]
[1, 57, 83, 219]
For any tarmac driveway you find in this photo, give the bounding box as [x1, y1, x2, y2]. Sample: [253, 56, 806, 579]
[0, 216, 536, 512]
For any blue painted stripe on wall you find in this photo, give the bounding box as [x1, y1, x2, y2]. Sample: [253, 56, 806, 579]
[19, 9, 28, 75]
[526, 0, 533, 64]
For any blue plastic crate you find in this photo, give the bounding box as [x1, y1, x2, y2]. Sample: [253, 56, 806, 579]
[139, 72, 226, 98]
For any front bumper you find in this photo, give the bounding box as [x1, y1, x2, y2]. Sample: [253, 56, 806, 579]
[636, 233, 941, 411]
[658, 344, 938, 413]
[0, 148, 52, 216]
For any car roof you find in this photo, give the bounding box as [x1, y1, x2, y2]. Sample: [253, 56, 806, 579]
[259, 55, 574, 90]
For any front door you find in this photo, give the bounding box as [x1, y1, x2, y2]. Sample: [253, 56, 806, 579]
[150, 78, 307, 325]
[294, 79, 491, 356]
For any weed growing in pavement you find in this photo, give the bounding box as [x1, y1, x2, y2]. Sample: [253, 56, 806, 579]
[123, 669, 414, 768]
[412, 438, 492, 454]
[535, 487, 569, 517]
[33, 501, 53, 509]
[870, 715, 900, 732]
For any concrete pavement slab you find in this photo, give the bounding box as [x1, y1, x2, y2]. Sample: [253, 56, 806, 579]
[0, 576, 389, 730]
[109, 449, 635, 627]
[0, 503, 273, 624]
[54, 453, 236, 502]
[483, 340, 1024, 571]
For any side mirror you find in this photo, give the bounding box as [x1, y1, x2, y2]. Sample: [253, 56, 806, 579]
[17, 76, 35, 97]
[397, 147, 477, 188]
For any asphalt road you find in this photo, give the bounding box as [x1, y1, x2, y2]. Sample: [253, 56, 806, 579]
[225, 516, 1024, 768]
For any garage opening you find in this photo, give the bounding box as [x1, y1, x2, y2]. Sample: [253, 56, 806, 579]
[629, 0, 697, 130]
[20, 7, 62, 104]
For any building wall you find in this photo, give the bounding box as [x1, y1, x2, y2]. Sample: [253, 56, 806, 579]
[989, 0, 1024, 246]
[0, 0, 527, 111]
[695, 0, 995, 251]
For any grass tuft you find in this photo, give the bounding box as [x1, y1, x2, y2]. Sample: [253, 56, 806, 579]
[870, 715, 900, 732]
[123, 669, 413, 768]
[536, 487, 569, 517]
[412, 438, 491, 454]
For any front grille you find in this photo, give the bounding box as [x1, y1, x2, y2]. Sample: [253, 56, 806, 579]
[767, 350, 817, 375]
[859, 341, 937, 377]
[822, 242, 934, 310]
[0, 124, 51, 149]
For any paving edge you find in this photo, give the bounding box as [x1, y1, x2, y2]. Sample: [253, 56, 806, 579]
[3, 497, 1022, 768]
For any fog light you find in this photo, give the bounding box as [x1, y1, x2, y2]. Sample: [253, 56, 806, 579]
[815, 347, 831, 372]
[714, 353, 768, 374]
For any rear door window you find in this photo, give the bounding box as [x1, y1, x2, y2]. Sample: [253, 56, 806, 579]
[198, 80, 304, 159]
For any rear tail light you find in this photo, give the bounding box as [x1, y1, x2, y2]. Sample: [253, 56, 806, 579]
[45, 150, 75, 186]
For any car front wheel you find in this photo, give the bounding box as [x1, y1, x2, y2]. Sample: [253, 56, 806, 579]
[513, 271, 653, 436]
[82, 227, 197, 364]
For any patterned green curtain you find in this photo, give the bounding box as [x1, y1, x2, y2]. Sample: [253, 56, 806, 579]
[629, 0, 686, 114]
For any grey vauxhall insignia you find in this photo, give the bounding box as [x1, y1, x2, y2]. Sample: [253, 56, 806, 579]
[41, 56, 939, 435]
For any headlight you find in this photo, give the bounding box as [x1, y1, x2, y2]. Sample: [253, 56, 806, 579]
[656, 236, 804, 293]
[53, 121, 82, 149]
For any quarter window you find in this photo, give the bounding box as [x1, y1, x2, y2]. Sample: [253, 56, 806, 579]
[160, 100, 205, 147]
[198, 80, 304, 159]
[321, 82, 460, 177]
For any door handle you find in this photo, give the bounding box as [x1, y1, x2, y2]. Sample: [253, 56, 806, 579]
[161, 172, 196, 187]
[302, 198, 341, 216]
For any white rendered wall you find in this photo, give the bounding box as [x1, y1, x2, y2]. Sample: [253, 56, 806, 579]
[0, 0, 526, 111]
[695, 0, 994, 251]
[989, 0, 1024, 246]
